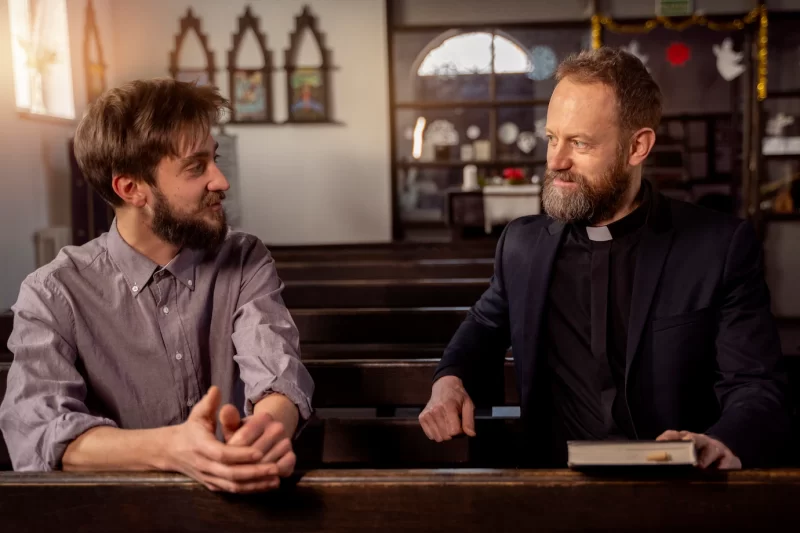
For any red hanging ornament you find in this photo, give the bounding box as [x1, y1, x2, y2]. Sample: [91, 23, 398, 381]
[666, 42, 691, 66]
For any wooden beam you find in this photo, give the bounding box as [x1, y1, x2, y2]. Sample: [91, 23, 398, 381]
[2, 469, 800, 532]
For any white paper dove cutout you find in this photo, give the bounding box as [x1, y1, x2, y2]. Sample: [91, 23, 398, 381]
[766, 113, 795, 137]
[713, 38, 745, 81]
[623, 40, 649, 70]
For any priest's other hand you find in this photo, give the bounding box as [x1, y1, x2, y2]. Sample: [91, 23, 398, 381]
[419, 375, 476, 441]
[219, 406, 296, 481]
[657, 430, 742, 470]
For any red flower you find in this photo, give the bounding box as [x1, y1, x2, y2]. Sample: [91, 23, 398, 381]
[503, 167, 524, 180]
[666, 42, 690, 66]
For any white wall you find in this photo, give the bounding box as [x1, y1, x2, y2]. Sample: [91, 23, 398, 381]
[0, 0, 115, 310]
[109, 0, 392, 245]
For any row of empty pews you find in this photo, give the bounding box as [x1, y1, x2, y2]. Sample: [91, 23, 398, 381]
[271, 239, 519, 468]
[2, 239, 800, 530]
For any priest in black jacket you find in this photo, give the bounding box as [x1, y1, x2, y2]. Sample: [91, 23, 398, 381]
[420, 47, 790, 469]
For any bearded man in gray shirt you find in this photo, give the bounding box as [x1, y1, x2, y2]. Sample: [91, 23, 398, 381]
[0, 79, 314, 493]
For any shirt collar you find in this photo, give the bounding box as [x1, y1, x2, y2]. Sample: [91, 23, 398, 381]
[107, 219, 199, 297]
[574, 180, 652, 242]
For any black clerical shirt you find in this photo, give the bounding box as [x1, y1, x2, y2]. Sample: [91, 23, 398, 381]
[545, 184, 650, 445]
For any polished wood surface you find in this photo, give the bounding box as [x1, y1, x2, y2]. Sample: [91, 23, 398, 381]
[277, 258, 494, 281]
[281, 278, 488, 308]
[306, 358, 516, 407]
[293, 307, 468, 344]
[1, 469, 799, 532]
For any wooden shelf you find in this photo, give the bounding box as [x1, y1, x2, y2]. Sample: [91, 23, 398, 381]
[764, 154, 800, 161]
[398, 160, 546, 169]
[764, 212, 800, 221]
[395, 99, 549, 110]
[766, 90, 800, 100]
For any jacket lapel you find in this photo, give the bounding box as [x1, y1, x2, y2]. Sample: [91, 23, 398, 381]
[625, 191, 675, 385]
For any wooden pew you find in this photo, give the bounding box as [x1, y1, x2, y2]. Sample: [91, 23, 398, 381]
[293, 307, 468, 344]
[277, 258, 494, 281]
[2, 469, 800, 532]
[0, 355, 518, 470]
[268, 241, 497, 263]
[306, 359, 516, 408]
[281, 279, 488, 308]
[0, 311, 11, 357]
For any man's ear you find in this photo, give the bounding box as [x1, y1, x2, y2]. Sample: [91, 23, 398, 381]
[112, 175, 148, 208]
[627, 128, 657, 167]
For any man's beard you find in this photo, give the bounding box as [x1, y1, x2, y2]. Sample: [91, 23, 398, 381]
[150, 188, 228, 251]
[541, 148, 632, 225]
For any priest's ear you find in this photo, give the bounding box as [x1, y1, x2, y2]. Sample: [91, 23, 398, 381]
[626, 127, 657, 167]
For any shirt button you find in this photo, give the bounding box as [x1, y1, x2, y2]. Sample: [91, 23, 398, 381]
[175, 353, 183, 360]
[187, 399, 195, 407]
[162, 306, 169, 314]
[131, 285, 139, 293]
[187, 280, 193, 286]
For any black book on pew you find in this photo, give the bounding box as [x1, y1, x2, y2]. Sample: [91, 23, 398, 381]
[567, 440, 697, 470]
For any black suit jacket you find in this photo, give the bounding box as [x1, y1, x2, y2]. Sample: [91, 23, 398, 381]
[435, 189, 790, 467]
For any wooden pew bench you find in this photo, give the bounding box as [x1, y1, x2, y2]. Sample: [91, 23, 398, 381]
[0, 354, 519, 471]
[1, 469, 800, 532]
[277, 258, 494, 281]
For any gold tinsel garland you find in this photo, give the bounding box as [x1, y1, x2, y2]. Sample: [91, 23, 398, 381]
[591, 6, 768, 100]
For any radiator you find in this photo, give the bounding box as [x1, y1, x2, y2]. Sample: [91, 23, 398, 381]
[34, 226, 72, 268]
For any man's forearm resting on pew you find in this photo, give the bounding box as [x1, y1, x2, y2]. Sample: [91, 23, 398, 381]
[61, 386, 298, 492]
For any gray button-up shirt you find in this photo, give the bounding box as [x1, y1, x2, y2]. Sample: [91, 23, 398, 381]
[0, 221, 314, 471]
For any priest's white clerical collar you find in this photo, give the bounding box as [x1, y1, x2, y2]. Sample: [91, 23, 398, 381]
[586, 225, 613, 242]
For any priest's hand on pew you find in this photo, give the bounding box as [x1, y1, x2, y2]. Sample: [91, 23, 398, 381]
[166, 386, 281, 493]
[419, 375, 477, 442]
[218, 402, 297, 481]
[656, 430, 742, 470]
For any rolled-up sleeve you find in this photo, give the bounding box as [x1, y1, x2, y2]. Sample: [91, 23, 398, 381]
[231, 239, 314, 423]
[0, 274, 117, 471]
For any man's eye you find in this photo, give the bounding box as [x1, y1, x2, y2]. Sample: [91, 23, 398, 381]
[572, 140, 587, 148]
[190, 164, 205, 175]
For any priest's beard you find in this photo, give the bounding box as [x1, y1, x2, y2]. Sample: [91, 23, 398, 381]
[150, 188, 228, 251]
[542, 147, 632, 225]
